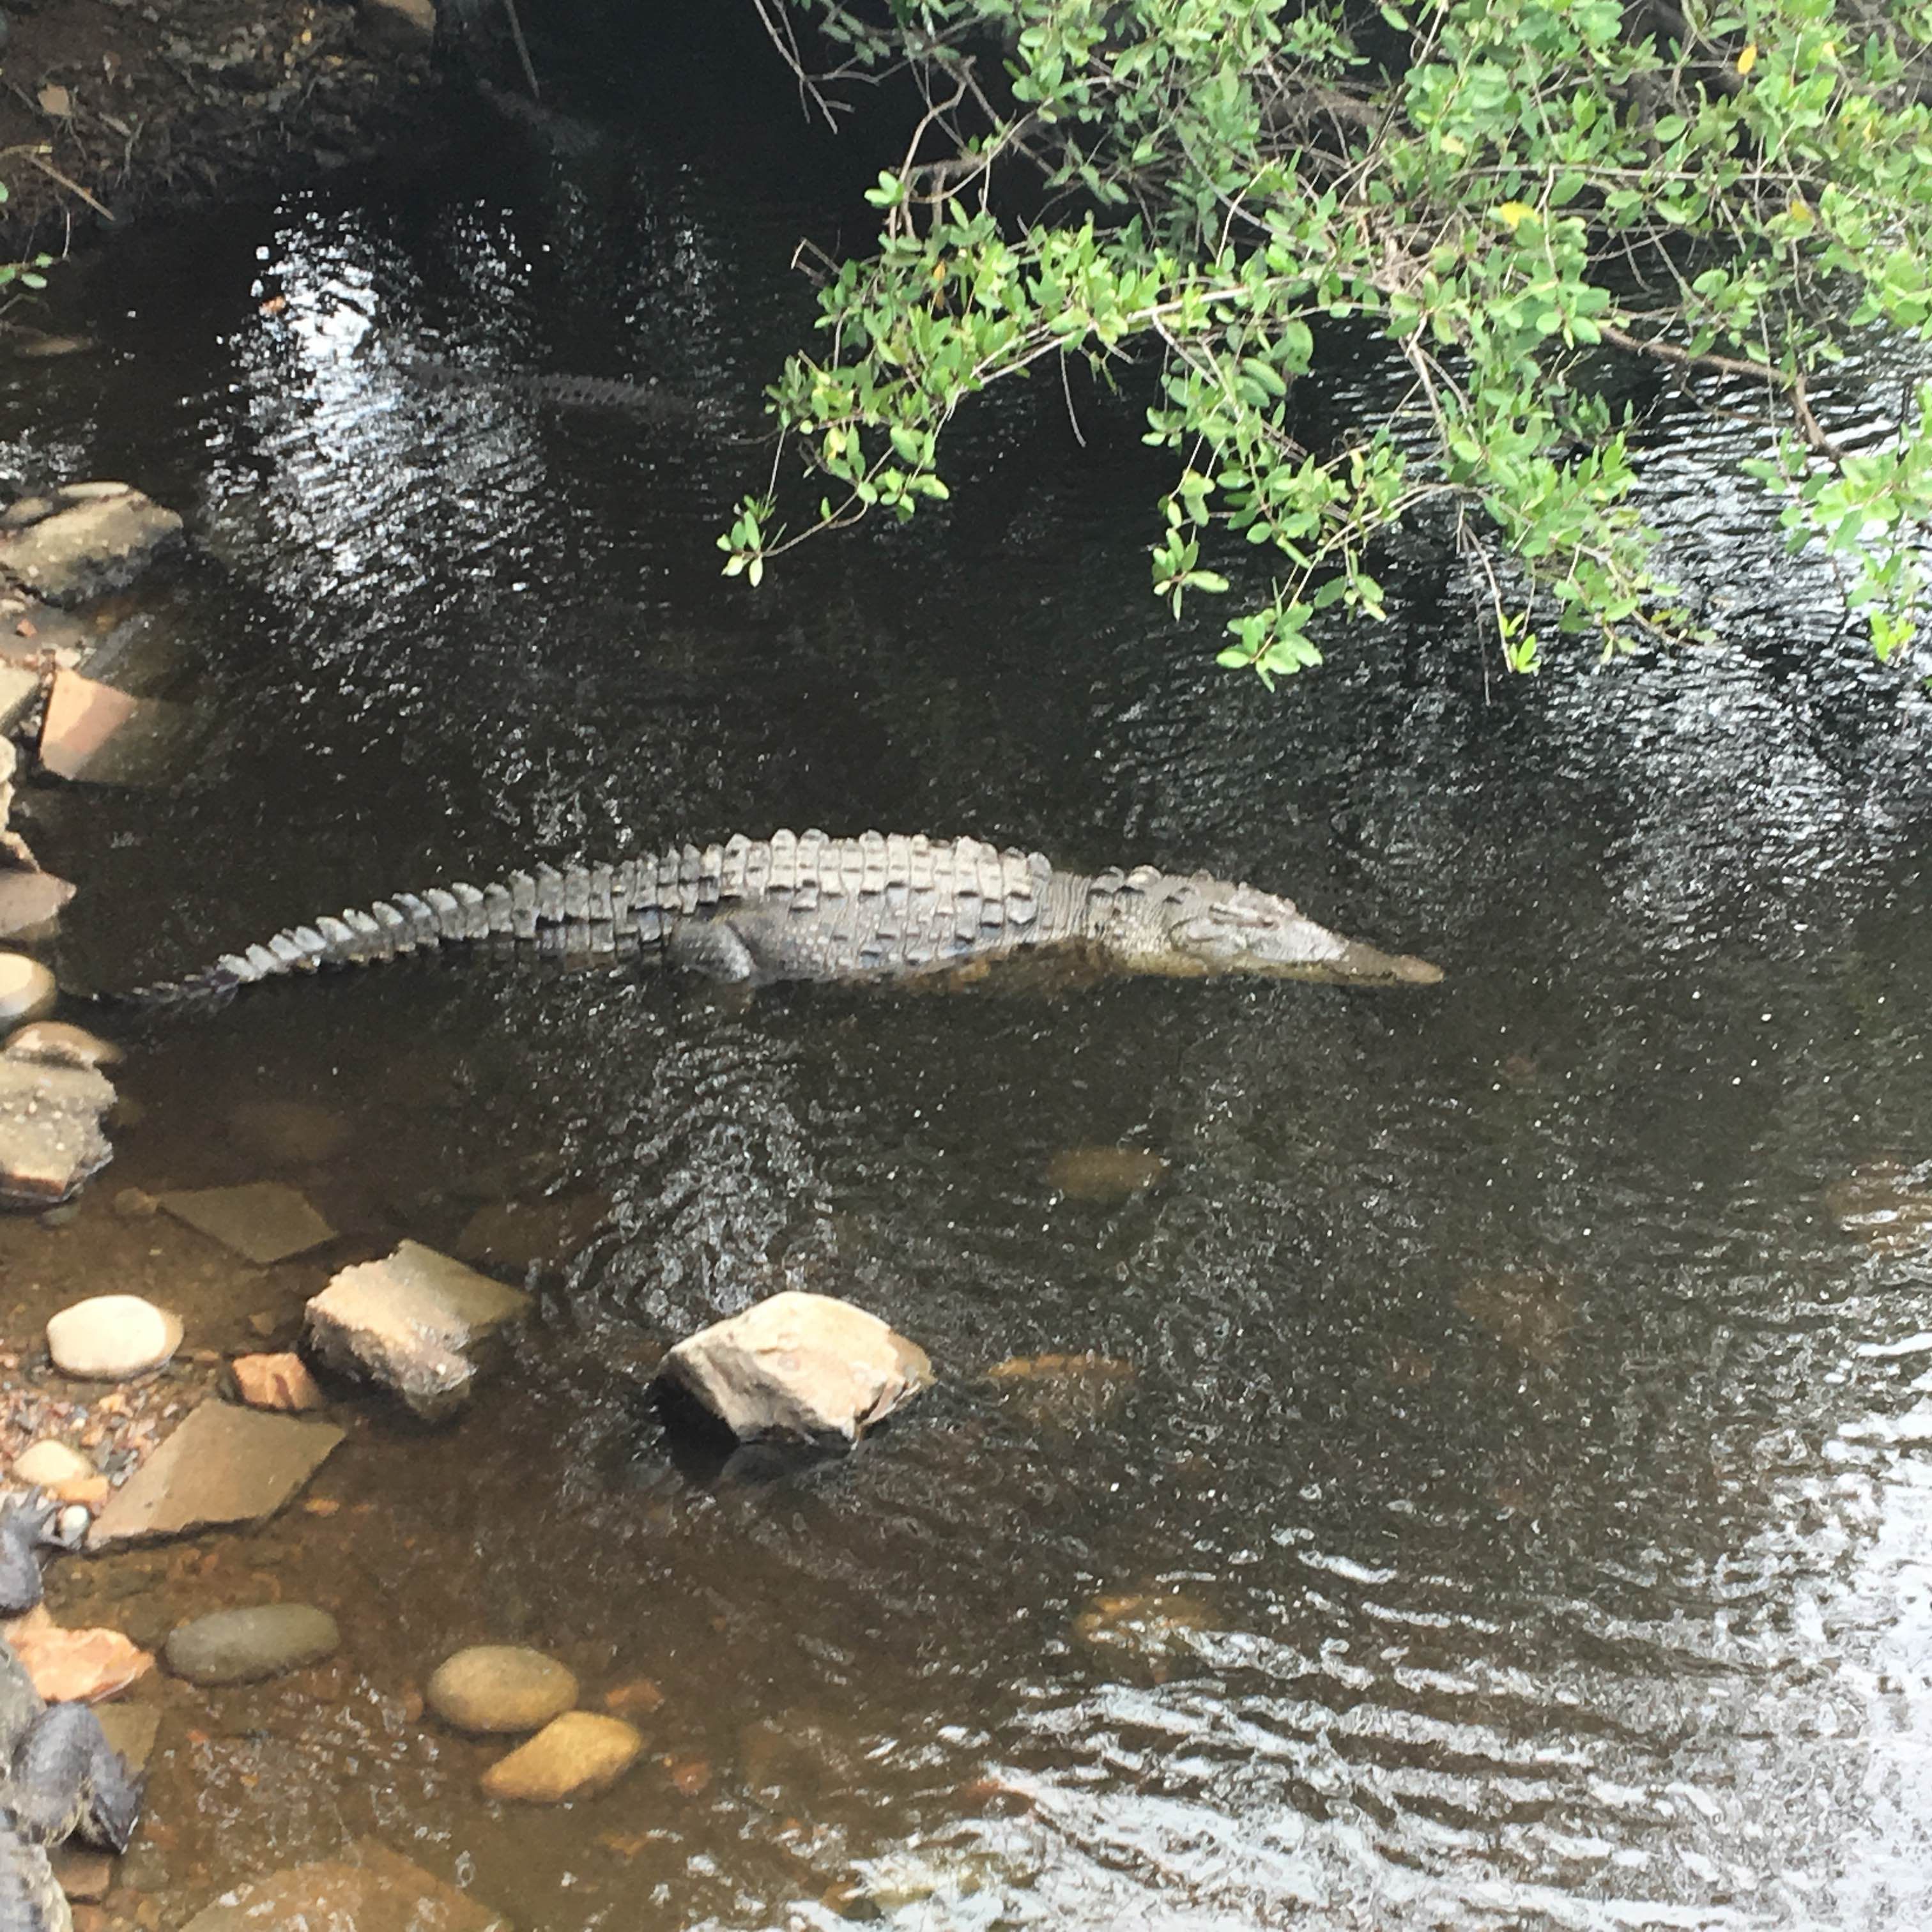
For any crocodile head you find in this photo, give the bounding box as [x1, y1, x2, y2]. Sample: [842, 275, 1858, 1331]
[1116, 875, 1444, 986]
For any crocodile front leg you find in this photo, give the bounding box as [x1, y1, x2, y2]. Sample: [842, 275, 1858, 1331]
[7, 1703, 142, 1850]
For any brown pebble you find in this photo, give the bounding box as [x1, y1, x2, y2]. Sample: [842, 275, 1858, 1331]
[229, 1352, 325, 1413]
[602, 1676, 665, 1718]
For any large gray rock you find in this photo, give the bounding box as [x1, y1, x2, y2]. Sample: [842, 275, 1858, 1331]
[0, 1056, 114, 1205]
[305, 1240, 531, 1422]
[164, 1604, 340, 1684]
[0, 489, 181, 607]
[659, 1291, 933, 1445]
[89, 1399, 343, 1547]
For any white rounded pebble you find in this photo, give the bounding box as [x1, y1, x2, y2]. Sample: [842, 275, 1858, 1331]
[0, 956, 57, 1026]
[10, 1440, 93, 1488]
[56, 1505, 89, 1544]
[45, 1294, 182, 1380]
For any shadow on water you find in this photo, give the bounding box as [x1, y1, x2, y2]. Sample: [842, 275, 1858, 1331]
[4, 69, 1932, 1932]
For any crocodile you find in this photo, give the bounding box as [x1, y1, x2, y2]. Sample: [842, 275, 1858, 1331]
[122, 831, 1442, 1007]
[394, 355, 717, 424]
[0, 1494, 142, 1932]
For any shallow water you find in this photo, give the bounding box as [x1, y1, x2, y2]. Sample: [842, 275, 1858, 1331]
[6, 82, 1932, 1932]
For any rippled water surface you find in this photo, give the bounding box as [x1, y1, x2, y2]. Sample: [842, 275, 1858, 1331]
[7, 82, 1932, 1932]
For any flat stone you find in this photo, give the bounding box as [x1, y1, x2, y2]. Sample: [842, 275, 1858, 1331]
[0, 496, 57, 528]
[227, 1098, 350, 1168]
[56, 482, 132, 503]
[38, 670, 192, 786]
[164, 1603, 339, 1685]
[3, 1021, 121, 1068]
[659, 1291, 932, 1445]
[179, 1840, 510, 1932]
[157, 1182, 336, 1265]
[229, 1352, 325, 1412]
[427, 1644, 578, 1735]
[89, 1399, 343, 1548]
[11, 1439, 95, 1487]
[0, 1059, 115, 1206]
[0, 954, 56, 1024]
[8, 1621, 153, 1701]
[480, 1710, 642, 1803]
[47, 1295, 182, 1379]
[305, 1240, 532, 1422]
[0, 491, 181, 608]
[95, 1699, 160, 1770]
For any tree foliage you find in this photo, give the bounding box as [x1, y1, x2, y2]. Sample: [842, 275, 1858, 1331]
[723, 0, 1932, 678]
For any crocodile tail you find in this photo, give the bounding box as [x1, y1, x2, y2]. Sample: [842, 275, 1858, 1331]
[112, 860, 669, 1011]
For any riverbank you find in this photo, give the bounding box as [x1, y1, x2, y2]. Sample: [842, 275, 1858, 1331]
[1, 0, 436, 258]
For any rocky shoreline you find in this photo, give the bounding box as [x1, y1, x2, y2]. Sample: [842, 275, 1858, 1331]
[0, 0, 440, 257]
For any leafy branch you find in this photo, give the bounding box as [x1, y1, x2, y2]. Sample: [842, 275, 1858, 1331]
[723, 0, 1932, 677]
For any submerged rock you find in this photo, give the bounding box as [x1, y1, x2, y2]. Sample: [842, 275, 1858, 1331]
[95, 1701, 160, 1772]
[304, 1239, 531, 1422]
[89, 1399, 343, 1547]
[46, 1294, 181, 1379]
[180, 1839, 510, 1932]
[1453, 1269, 1578, 1365]
[226, 1098, 350, 1168]
[157, 1181, 337, 1265]
[480, 1710, 642, 1803]
[985, 1351, 1137, 1423]
[0, 489, 182, 607]
[38, 669, 194, 787]
[659, 1290, 932, 1446]
[1825, 1161, 1932, 1255]
[0, 1056, 114, 1206]
[1045, 1145, 1170, 1201]
[426, 1644, 578, 1734]
[1071, 1590, 1221, 1661]
[164, 1603, 340, 1684]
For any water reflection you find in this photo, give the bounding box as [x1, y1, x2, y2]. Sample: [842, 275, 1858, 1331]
[7, 90, 1932, 1931]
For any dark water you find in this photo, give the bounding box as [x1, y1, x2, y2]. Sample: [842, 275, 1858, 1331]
[6, 88, 1932, 1931]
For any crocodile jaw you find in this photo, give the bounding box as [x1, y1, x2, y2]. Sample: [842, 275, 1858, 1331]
[1156, 890, 1444, 986]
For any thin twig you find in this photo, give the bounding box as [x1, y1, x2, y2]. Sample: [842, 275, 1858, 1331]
[499, 0, 540, 102]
